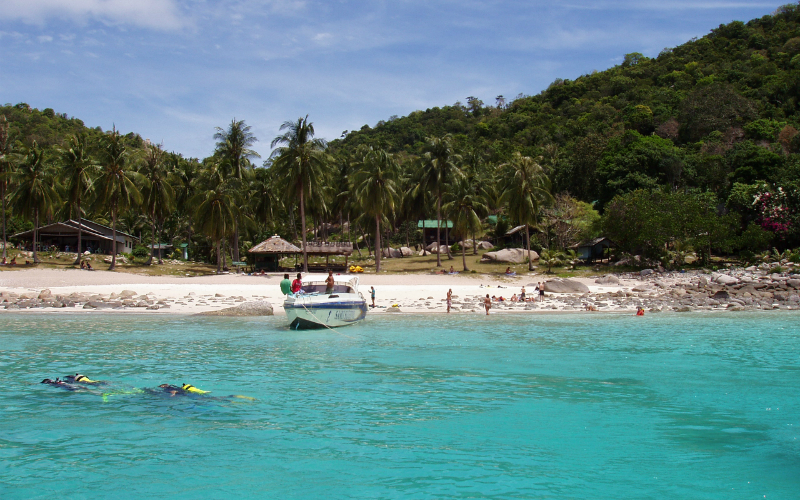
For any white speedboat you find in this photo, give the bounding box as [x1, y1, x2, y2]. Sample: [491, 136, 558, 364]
[284, 275, 368, 329]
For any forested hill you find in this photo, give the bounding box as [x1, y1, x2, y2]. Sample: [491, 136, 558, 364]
[330, 3, 800, 207]
[0, 102, 150, 152]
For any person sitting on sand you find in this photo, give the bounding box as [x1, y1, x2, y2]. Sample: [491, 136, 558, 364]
[504, 267, 516, 276]
[636, 307, 645, 316]
[510, 294, 518, 302]
[585, 304, 598, 311]
[80, 260, 86, 269]
[85, 261, 93, 270]
[9, 256, 16, 266]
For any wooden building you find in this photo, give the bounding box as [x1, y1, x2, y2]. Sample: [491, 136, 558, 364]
[248, 235, 301, 272]
[12, 218, 137, 255]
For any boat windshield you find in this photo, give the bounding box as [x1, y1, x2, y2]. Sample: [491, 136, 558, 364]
[300, 283, 354, 294]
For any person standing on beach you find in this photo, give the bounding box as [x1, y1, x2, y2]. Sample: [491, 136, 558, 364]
[370, 286, 376, 308]
[520, 287, 526, 302]
[280, 274, 292, 295]
[538, 282, 545, 302]
[446, 289, 452, 313]
[484, 294, 491, 315]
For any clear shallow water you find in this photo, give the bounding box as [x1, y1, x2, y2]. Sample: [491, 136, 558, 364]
[0, 312, 798, 499]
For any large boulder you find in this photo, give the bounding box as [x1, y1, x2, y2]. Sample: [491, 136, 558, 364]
[400, 246, 414, 257]
[196, 300, 274, 317]
[480, 248, 533, 264]
[381, 247, 402, 258]
[477, 241, 494, 250]
[543, 279, 590, 294]
[595, 275, 620, 285]
[712, 273, 739, 286]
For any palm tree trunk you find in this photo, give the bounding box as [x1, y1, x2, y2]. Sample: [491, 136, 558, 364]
[300, 186, 308, 273]
[445, 216, 452, 260]
[472, 229, 477, 255]
[157, 220, 164, 265]
[216, 240, 222, 273]
[147, 218, 155, 265]
[436, 196, 442, 267]
[3, 182, 8, 261]
[462, 238, 468, 271]
[73, 204, 83, 265]
[375, 214, 382, 272]
[110, 208, 117, 270]
[232, 218, 240, 263]
[290, 207, 298, 242]
[526, 226, 533, 271]
[32, 209, 40, 263]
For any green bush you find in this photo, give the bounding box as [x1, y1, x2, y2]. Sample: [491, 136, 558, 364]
[769, 265, 784, 274]
[132, 245, 150, 261]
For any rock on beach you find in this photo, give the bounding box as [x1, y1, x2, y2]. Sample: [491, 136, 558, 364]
[196, 300, 274, 317]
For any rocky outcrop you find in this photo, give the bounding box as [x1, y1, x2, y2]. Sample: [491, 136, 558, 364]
[595, 275, 620, 285]
[400, 246, 414, 257]
[543, 279, 590, 293]
[480, 248, 536, 264]
[196, 300, 274, 317]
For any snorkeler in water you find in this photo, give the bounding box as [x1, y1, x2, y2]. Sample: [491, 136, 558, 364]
[63, 373, 106, 385]
[144, 383, 254, 401]
[40, 378, 87, 391]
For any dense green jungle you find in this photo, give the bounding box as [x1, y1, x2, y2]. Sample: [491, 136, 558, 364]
[2, 4, 800, 271]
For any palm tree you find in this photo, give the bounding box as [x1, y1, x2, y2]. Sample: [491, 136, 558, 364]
[499, 152, 552, 271]
[140, 143, 175, 265]
[351, 146, 400, 272]
[443, 177, 488, 271]
[58, 133, 99, 264]
[214, 119, 259, 262]
[94, 127, 144, 270]
[270, 115, 331, 272]
[190, 162, 240, 273]
[10, 142, 60, 263]
[415, 135, 463, 267]
[0, 115, 12, 261]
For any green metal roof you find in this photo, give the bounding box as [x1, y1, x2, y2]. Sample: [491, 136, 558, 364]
[417, 220, 453, 229]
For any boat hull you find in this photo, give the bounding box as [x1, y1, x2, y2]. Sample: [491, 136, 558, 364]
[284, 296, 368, 329]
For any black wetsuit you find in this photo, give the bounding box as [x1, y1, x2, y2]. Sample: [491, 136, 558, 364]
[40, 379, 84, 391]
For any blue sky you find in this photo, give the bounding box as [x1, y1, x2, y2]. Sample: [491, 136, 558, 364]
[0, 0, 783, 160]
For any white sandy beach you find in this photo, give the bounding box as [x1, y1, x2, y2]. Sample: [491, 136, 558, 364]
[0, 268, 642, 315]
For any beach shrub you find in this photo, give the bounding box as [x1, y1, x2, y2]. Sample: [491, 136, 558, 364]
[132, 245, 150, 261]
[769, 265, 784, 274]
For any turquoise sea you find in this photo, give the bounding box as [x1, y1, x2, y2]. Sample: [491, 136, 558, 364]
[0, 312, 798, 499]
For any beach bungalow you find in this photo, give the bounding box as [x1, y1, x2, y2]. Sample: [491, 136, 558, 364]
[248, 235, 301, 272]
[11, 218, 137, 255]
[571, 237, 615, 263]
[417, 219, 453, 245]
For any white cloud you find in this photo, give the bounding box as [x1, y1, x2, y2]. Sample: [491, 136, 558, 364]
[37, 35, 53, 42]
[0, 0, 187, 31]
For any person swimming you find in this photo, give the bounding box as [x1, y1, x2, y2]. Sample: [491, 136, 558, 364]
[146, 383, 254, 401]
[40, 378, 85, 391]
[63, 373, 104, 385]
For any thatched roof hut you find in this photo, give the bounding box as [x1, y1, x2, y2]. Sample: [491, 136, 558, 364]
[248, 235, 301, 271]
[249, 235, 302, 254]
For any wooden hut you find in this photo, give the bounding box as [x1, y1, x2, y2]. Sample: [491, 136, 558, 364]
[571, 237, 615, 263]
[248, 235, 301, 271]
[303, 241, 354, 272]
